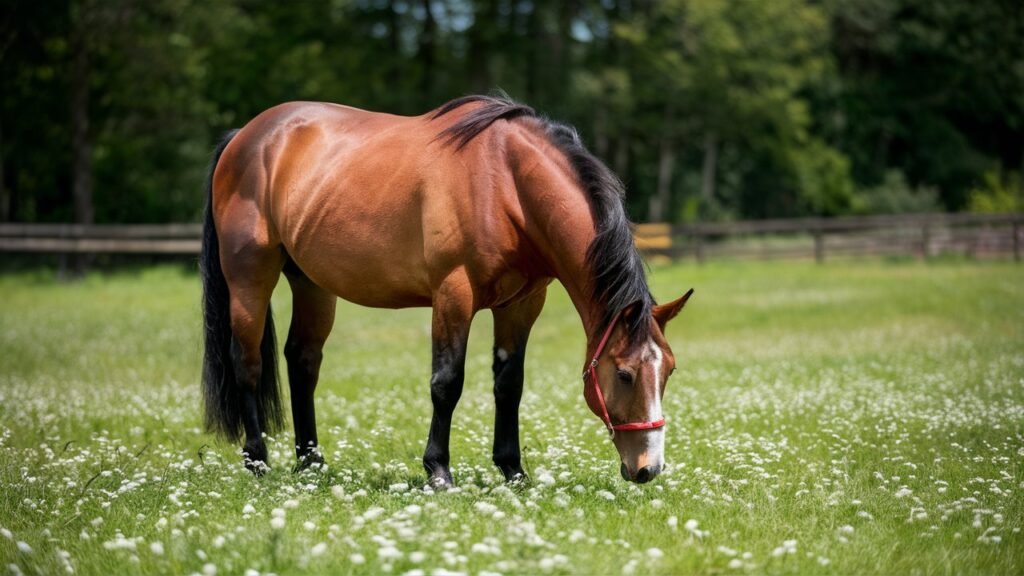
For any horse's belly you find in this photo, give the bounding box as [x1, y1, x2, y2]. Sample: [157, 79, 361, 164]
[285, 226, 432, 309]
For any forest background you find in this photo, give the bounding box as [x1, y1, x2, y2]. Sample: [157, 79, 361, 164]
[2, 0, 1022, 227]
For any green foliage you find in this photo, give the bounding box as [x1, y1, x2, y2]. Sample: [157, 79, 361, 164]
[968, 170, 1023, 214]
[1, 0, 1020, 224]
[793, 139, 857, 216]
[854, 170, 942, 214]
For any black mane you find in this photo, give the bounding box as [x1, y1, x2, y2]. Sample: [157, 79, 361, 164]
[433, 95, 654, 343]
[431, 95, 536, 150]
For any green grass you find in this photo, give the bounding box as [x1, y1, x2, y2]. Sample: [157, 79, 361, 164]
[1, 261, 1022, 575]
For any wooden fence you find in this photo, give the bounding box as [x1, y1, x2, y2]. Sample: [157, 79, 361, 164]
[0, 223, 201, 254]
[1, 213, 1021, 263]
[635, 213, 1022, 263]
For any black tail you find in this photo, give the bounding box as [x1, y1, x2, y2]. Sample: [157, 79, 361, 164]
[200, 129, 283, 442]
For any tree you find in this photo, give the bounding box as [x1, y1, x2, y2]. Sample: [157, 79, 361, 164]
[616, 0, 845, 220]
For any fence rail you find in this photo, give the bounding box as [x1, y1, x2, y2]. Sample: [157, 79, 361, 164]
[1, 213, 1021, 262]
[634, 213, 1022, 263]
[0, 223, 201, 254]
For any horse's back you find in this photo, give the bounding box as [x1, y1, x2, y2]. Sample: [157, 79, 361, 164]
[213, 101, 511, 309]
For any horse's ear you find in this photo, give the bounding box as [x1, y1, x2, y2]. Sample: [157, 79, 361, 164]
[652, 288, 694, 331]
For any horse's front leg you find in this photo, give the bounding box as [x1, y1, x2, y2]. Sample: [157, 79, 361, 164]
[491, 287, 546, 482]
[422, 279, 474, 488]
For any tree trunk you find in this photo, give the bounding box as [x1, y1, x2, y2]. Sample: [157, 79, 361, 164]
[594, 103, 609, 159]
[468, 0, 495, 92]
[387, 0, 401, 106]
[419, 0, 435, 100]
[700, 131, 718, 206]
[525, 2, 540, 101]
[614, 134, 630, 184]
[649, 137, 676, 222]
[70, 1, 94, 275]
[551, 0, 575, 106]
[649, 104, 676, 222]
[0, 116, 8, 221]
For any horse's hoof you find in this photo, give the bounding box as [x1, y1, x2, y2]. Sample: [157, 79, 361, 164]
[498, 465, 528, 484]
[507, 472, 529, 485]
[293, 452, 326, 473]
[428, 474, 453, 491]
[244, 459, 269, 477]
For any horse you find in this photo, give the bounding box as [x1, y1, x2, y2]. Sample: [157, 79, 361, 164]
[199, 95, 693, 486]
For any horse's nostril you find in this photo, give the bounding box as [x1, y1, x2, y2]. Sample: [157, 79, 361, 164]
[620, 462, 631, 481]
[634, 465, 660, 484]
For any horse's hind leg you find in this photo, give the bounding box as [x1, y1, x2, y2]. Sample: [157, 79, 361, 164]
[283, 265, 336, 471]
[422, 275, 475, 488]
[491, 287, 546, 482]
[224, 247, 285, 473]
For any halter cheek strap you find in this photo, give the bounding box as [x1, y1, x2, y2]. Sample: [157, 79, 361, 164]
[584, 310, 666, 437]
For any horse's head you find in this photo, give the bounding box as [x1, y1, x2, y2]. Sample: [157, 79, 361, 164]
[583, 289, 693, 484]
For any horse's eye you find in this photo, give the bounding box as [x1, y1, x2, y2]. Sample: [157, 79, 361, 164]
[616, 368, 634, 384]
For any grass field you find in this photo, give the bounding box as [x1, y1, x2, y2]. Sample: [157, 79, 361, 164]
[1, 260, 1022, 575]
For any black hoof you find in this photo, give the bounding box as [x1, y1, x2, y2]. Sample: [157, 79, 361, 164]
[243, 443, 268, 476]
[425, 464, 453, 490]
[293, 451, 325, 473]
[244, 458, 269, 476]
[428, 476, 453, 490]
[498, 465, 528, 484]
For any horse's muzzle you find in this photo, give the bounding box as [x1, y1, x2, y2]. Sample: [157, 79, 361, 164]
[620, 462, 662, 484]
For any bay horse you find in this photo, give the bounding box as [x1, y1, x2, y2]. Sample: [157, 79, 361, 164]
[200, 95, 693, 486]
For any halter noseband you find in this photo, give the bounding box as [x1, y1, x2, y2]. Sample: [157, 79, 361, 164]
[584, 309, 666, 437]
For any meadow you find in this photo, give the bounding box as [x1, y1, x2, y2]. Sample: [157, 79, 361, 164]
[0, 260, 1021, 575]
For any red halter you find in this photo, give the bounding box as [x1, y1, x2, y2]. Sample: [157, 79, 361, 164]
[584, 310, 666, 436]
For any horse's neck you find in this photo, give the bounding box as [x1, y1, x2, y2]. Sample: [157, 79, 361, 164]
[511, 143, 602, 338]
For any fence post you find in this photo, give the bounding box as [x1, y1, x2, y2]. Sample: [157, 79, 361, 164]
[695, 231, 705, 264]
[813, 227, 824, 264]
[921, 222, 931, 260]
[1014, 219, 1021, 262]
